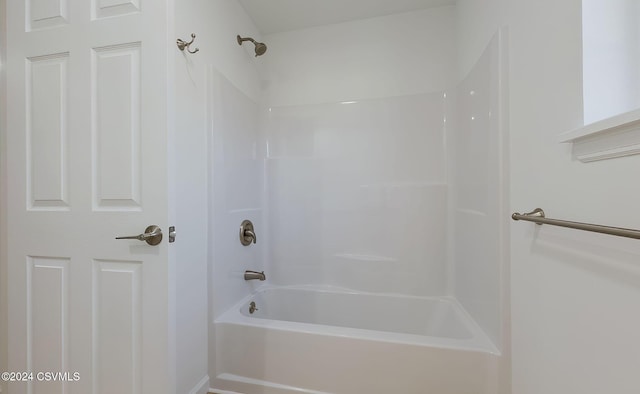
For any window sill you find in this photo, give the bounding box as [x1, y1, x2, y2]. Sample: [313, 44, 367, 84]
[559, 108, 640, 162]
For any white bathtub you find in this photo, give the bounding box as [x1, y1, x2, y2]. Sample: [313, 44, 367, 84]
[212, 286, 500, 394]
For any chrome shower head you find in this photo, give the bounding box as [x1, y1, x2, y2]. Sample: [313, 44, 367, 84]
[237, 35, 267, 57]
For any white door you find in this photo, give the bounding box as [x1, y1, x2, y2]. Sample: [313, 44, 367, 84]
[6, 1, 173, 394]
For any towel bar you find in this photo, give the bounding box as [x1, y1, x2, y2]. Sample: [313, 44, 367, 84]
[512, 208, 640, 240]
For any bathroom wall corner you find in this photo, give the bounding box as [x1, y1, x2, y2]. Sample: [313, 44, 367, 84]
[0, 0, 8, 392]
[0, 0, 7, 391]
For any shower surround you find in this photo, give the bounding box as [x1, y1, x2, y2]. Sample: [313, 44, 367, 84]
[208, 5, 508, 394]
[265, 92, 448, 296]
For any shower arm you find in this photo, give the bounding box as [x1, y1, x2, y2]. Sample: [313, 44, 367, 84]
[237, 35, 267, 57]
[237, 36, 256, 45]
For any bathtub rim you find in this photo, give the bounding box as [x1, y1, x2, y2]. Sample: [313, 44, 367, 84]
[215, 284, 500, 355]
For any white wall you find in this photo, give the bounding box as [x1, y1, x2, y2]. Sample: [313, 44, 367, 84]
[456, 0, 509, 81]
[177, 0, 264, 102]
[264, 6, 457, 107]
[171, 1, 264, 393]
[190, 0, 264, 388]
[510, 1, 640, 393]
[261, 7, 456, 296]
[172, 3, 209, 391]
[460, 1, 640, 393]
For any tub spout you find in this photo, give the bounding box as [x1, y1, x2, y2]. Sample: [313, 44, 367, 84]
[244, 270, 266, 281]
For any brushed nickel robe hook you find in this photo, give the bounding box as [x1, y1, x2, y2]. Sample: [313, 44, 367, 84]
[177, 33, 199, 54]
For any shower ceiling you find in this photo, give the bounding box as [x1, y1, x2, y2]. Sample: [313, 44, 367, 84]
[238, 0, 456, 34]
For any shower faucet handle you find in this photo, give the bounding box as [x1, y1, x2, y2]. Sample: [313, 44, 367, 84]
[244, 229, 256, 243]
[239, 219, 257, 245]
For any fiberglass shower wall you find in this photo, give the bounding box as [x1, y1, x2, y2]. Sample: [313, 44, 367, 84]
[450, 31, 508, 347]
[209, 69, 266, 319]
[205, 0, 266, 323]
[260, 7, 457, 296]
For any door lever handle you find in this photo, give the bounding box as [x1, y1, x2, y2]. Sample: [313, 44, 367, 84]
[116, 225, 163, 246]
